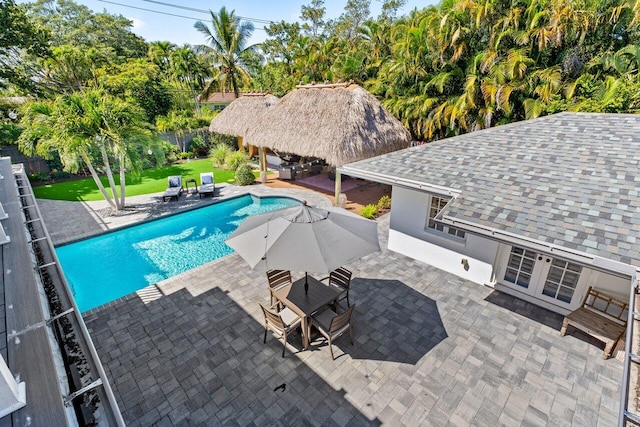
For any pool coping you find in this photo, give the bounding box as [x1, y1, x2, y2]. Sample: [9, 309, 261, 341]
[47, 184, 333, 316]
[55, 191, 303, 247]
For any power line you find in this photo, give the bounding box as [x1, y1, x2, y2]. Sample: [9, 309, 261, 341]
[142, 0, 274, 24]
[97, 0, 267, 30]
[98, 0, 200, 21]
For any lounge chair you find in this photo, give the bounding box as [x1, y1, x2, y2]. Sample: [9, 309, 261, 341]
[311, 305, 355, 360]
[260, 303, 302, 357]
[198, 172, 215, 198]
[162, 175, 183, 202]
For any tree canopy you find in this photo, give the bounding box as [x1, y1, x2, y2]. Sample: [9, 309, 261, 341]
[3, 0, 640, 153]
[252, 0, 640, 140]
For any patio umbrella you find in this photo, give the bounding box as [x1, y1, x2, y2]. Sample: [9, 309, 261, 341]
[225, 201, 380, 292]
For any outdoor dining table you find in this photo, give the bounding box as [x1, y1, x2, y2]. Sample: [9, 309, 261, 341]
[272, 275, 342, 350]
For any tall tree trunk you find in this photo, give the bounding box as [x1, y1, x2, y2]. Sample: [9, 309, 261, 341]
[231, 72, 240, 98]
[100, 145, 121, 211]
[80, 150, 117, 211]
[119, 153, 126, 209]
[188, 76, 201, 117]
[184, 67, 201, 117]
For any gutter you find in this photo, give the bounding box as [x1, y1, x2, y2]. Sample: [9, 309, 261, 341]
[440, 214, 638, 279]
[337, 166, 461, 197]
[340, 165, 637, 279]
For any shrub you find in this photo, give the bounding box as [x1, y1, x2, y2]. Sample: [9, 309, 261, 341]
[235, 164, 255, 185]
[377, 195, 391, 210]
[361, 204, 378, 219]
[158, 139, 179, 163]
[28, 172, 50, 183]
[189, 134, 206, 155]
[225, 150, 247, 171]
[209, 132, 237, 150]
[176, 151, 195, 160]
[209, 143, 231, 168]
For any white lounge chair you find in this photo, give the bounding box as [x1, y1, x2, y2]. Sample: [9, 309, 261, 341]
[198, 172, 215, 198]
[162, 175, 183, 201]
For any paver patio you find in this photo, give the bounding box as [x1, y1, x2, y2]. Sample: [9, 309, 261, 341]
[69, 188, 623, 426]
[41, 186, 622, 426]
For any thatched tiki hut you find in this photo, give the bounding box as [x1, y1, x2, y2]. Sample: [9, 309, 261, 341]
[244, 82, 411, 204]
[209, 93, 279, 181]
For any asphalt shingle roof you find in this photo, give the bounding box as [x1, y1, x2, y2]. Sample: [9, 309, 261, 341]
[341, 112, 640, 267]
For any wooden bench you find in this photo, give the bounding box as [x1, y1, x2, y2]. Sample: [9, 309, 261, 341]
[561, 286, 628, 359]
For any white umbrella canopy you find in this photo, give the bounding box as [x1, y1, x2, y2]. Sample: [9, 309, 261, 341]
[225, 201, 380, 274]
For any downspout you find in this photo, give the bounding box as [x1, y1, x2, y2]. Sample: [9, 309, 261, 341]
[334, 170, 341, 207]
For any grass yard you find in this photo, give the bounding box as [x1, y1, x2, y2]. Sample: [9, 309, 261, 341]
[33, 158, 239, 201]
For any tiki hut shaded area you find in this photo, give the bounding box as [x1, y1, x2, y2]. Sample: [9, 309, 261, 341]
[244, 83, 411, 168]
[209, 93, 279, 137]
[209, 93, 278, 180]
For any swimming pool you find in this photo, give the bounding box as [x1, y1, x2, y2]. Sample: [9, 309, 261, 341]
[56, 195, 300, 312]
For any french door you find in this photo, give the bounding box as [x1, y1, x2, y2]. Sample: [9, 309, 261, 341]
[500, 246, 586, 307]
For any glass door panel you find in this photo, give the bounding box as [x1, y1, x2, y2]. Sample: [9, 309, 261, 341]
[503, 247, 537, 289]
[541, 258, 582, 304]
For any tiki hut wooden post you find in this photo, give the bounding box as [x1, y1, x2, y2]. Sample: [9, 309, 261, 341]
[245, 82, 411, 205]
[209, 93, 279, 183]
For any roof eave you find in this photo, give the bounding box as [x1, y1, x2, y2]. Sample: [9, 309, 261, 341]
[338, 165, 461, 197]
[439, 215, 638, 278]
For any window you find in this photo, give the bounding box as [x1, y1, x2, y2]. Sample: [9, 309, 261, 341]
[541, 259, 581, 303]
[427, 195, 466, 238]
[504, 247, 537, 288]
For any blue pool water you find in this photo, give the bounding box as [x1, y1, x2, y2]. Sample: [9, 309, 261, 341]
[56, 195, 299, 312]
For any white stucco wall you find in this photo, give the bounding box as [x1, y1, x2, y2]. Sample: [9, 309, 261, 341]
[492, 242, 633, 315]
[388, 186, 499, 285]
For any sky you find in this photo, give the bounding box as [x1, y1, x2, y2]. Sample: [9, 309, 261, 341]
[37, 0, 437, 46]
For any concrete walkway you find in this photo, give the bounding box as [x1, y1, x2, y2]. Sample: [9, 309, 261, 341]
[39, 183, 332, 246]
[38, 185, 622, 426]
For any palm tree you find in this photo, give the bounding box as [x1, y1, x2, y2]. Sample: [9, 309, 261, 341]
[171, 45, 208, 115]
[18, 90, 151, 211]
[194, 7, 258, 98]
[148, 41, 176, 76]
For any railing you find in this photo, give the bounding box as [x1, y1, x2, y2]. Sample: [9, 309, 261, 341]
[12, 164, 125, 426]
[620, 275, 640, 426]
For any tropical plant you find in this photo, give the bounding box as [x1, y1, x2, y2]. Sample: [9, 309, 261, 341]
[361, 204, 378, 219]
[377, 195, 391, 210]
[224, 150, 247, 170]
[155, 110, 198, 152]
[17, 90, 152, 211]
[194, 7, 259, 97]
[209, 143, 232, 168]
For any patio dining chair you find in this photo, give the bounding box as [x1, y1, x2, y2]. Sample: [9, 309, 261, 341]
[267, 269, 292, 308]
[311, 305, 355, 360]
[321, 267, 352, 308]
[260, 303, 302, 357]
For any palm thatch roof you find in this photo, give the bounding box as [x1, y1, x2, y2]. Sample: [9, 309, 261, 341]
[209, 93, 279, 136]
[244, 83, 411, 167]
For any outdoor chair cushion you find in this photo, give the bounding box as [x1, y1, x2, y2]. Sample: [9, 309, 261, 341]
[311, 305, 355, 360]
[199, 173, 215, 198]
[163, 176, 183, 201]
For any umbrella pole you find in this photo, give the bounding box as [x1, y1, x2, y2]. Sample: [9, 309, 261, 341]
[305, 272, 309, 294]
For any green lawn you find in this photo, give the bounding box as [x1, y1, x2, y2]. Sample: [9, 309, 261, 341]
[33, 158, 239, 201]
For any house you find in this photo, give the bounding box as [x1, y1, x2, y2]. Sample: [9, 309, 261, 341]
[199, 92, 239, 111]
[339, 112, 639, 315]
